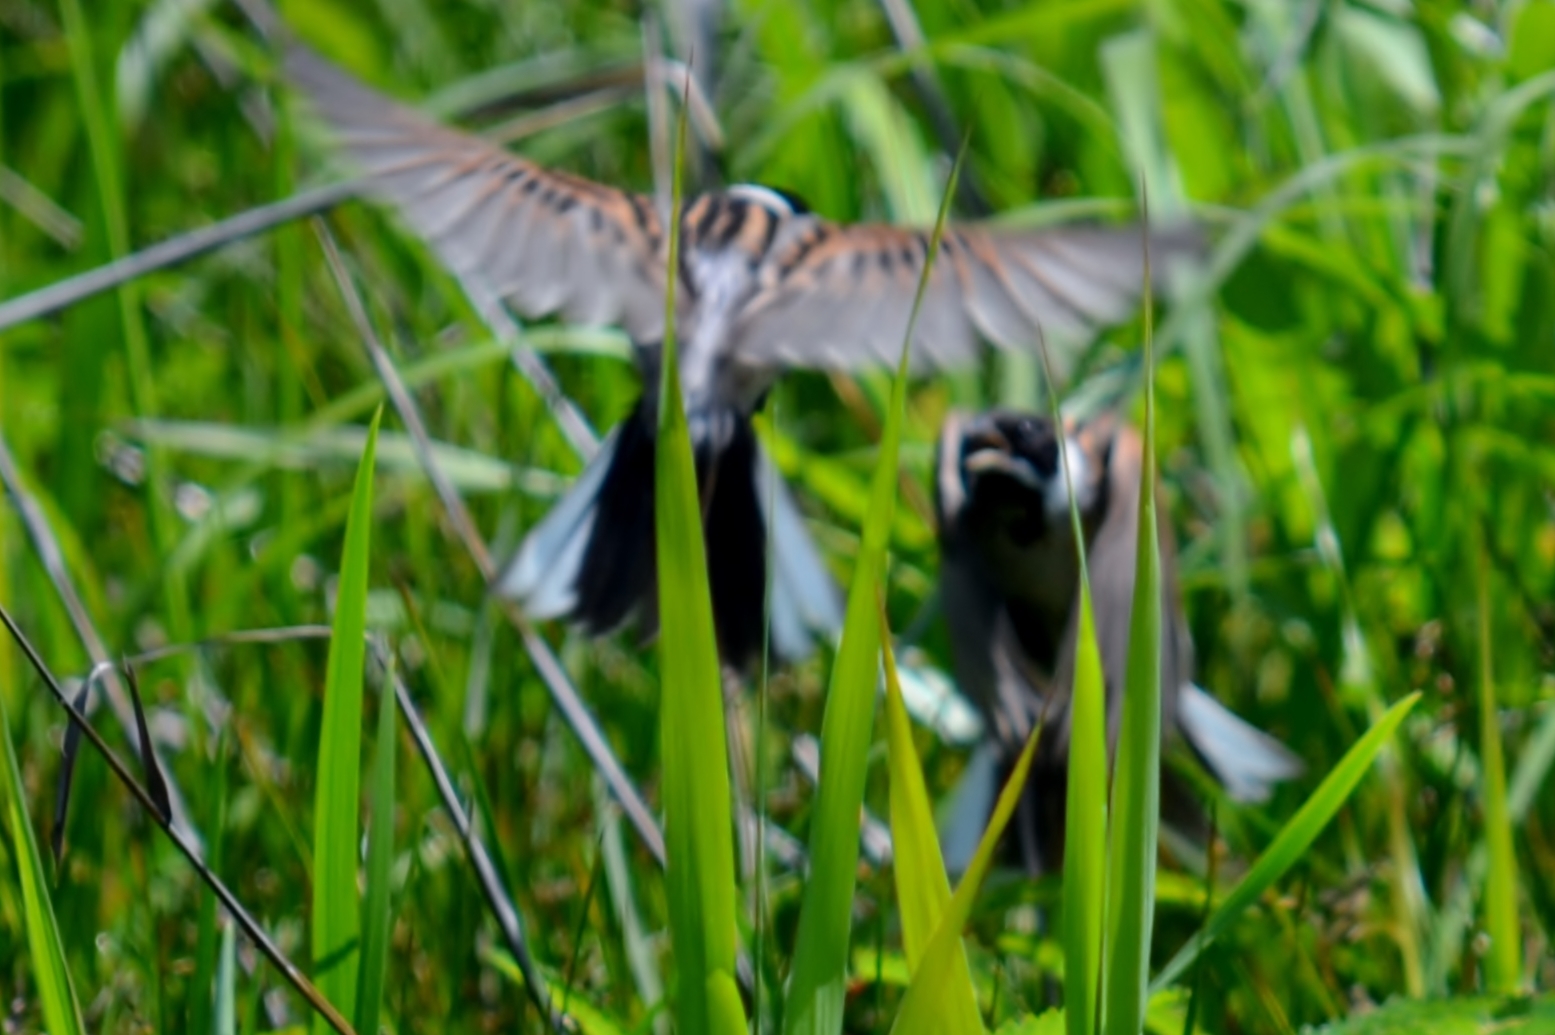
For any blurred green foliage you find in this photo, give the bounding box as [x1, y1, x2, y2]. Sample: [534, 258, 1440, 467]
[1, 0, 1553, 1031]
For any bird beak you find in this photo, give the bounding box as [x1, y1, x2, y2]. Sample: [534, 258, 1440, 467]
[962, 445, 1043, 490]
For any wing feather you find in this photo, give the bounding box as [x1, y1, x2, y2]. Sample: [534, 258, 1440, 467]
[287, 46, 668, 343]
[733, 220, 1201, 377]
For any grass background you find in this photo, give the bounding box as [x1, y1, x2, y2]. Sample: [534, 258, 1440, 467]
[1, 0, 1554, 1030]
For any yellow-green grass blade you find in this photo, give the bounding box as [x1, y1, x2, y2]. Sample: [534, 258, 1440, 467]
[1475, 547, 1521, 995]
[783, 139, 967, 1035]
[355, 682, 397, 1035]
[1100, 236, 1163, 1035]
[1034, 316, 1107, 1035]
[1150, 691, 1422, 993]
[890, 716, 1044, 1035]
[0, 689, 85, 1035]
[654, 80, 745, 1035]
[1062, 582, 1107, 1035]
[881, 619, 981, 1032]
[311, 407, 382, 1035]
[879, 601, 953, 972]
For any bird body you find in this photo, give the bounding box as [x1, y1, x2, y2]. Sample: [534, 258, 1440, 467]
[289, 44, 1201, 669]
[935, 410, 1301, 871]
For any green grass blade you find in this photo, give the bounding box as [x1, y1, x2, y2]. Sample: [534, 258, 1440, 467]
[1062, 582, 1107, 1035]
[1100, 227, 1163, 1035]
[1150, 692, 1422, 993]
[654, 77, 745, 1035]
[1475, 547, 1521, 995]
[311, 407, 382, 1035]
[783, 137, 967, 1035]
[0, 691, 85, 1035]
[355, 681, 398, 1035]
[1035, 317, 1107, 1035]
[880, 606, 954, 973]
[881, 607, 986, 1032]
[215, 922, 237, 1035]
[881, 625, 982, 1033]
[891, 717, 1044, 1035]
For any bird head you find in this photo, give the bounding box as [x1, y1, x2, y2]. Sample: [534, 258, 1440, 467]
[939, 410, 1112, 550]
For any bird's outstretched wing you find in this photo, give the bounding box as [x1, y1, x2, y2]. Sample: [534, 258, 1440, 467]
[733, 220, 1201, 375]
[287, 46, 669, 342]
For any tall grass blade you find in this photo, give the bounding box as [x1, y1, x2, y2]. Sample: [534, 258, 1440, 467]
[879, 602, 953, 970]
[1033, 322, 1108, 1035]
[356, 681, 398, 1035]
[891, 716, 1043, 1035]
[783, 137, 967, 1035]
[311, 407, 382, 1035]
[0, 690, 85, 1035]
[1475, 547, 1521, 995]
[654, 74, 746, 1035]
[1100, 216, 1163, 1035]
[879, 606, 980, 1031]
[1150, 692, 1422, 993]
[1062, 583, 1107, 1035]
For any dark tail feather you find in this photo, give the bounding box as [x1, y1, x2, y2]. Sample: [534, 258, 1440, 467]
[495, 404, 656, 637]
[498, 399, 840, 671]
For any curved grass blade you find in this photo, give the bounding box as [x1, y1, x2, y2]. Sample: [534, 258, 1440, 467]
[891, 714, 1044, 1035]
[654, 76, 746, 1035]
[1100, 212, 1163, 1035]
[0, 689, 85, 1035]
[880, 603, 982, 1034]
[1475, 546, 1521, 995]
[312, 407, 382, 1035]
[1150, 691, 1422, 993]
[355, 679, 398, 1035]
[783, 136, 968, 1035]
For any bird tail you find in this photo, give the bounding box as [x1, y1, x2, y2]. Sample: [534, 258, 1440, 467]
[1176, 683, 1305, 804]
[495, 398, 841, 669]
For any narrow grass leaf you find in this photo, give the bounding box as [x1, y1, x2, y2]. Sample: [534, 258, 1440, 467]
[784, 138, 967, 1035]
[0, 690, 85, 1035]
[881, 616, 981, 1032]
[355, 682, 397, 1035]
[654, 81, 745, 1035]
[312, 407, 382, 1035]
[1475, 548, 1521, 995]
[1100, 222, 1163, 1035]
[880, 602, 953, 970]
[1150, 692, 1422, 992]
[1062, 582, 1107, 1035]
[215, 922, 237, 1035]
[1034, 322, 1108, 1035]
[49, 682, 90, 868]
[891, 716, 1044, 1035]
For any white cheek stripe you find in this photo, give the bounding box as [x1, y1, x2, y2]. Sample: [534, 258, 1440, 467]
[1046, 436, 1091, 521]
[727, 183, 798, 215]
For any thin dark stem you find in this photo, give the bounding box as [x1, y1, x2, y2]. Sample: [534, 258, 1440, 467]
[0, 604, 357, 1035]
[378, 648, 560, 1031]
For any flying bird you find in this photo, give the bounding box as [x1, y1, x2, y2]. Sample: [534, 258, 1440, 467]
[935, 409, 1301, 872]
[288, 45, 1201, 671]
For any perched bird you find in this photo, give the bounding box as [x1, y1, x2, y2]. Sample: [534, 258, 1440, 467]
[935, 409, 1302, 872]
[289, 46, 1201, 670]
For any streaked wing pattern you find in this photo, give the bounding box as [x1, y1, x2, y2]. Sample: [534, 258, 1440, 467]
[286, 46, 669, 343]
[733, 221, 1202, 376]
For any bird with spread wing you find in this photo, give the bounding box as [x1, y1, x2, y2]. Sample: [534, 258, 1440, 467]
[288, 45, 1201, 671]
